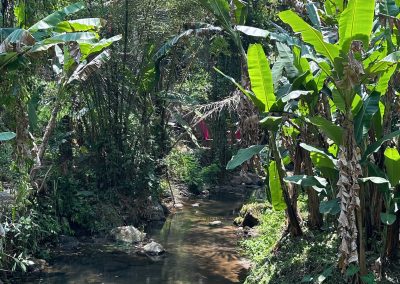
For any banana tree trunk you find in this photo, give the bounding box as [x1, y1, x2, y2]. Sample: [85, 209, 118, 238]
[337, 115, 366, 275]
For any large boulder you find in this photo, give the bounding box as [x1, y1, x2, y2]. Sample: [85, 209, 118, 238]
[147, 202, 166, 221]
[110, 226, 146, 243]
[143, 241, 165, 256]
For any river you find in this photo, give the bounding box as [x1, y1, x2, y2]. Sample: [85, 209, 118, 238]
[23, 196, 250, 284]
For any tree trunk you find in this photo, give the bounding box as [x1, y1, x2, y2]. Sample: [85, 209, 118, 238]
[269, 131, 303, 236]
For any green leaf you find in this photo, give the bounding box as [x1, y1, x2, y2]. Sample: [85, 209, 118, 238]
[29, 2, 86, 32]
[379, 0, 399, 17]
[247, 44, 275, 112]
[360, 273, 376, 284]
[0, 132, 16, 141]
[233, 0, 248, 24]
[375, 65, 396, 95]
[281, 91, 312, 103]
[338, 0, 375, 53]
[306, 3, 321, 30]
[381, 212, 396, 225]
[236, 25, 269, 37]
[354, 92, 380, 144]
[308, 116, 344, 145]
[67, 50, 111, 84]
[319, 198, 340, 215]
[384, 147, 400, 186]
[359, 176, 390, 184]
[55, 18, 106, 33]
[269, 161, 287, 211]
[279, 10, 340, 65]
[226, 145, 266, 170]
[346, 264, 360, 277]
[284, 175, 328, 188]
[272, 42, 298, 83]
[361, 130, 400, 162]
[79, 35, 122, 60]
[260, 116, 282, 132]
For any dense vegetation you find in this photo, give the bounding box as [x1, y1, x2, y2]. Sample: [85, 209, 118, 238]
[1, 0, 400, 283]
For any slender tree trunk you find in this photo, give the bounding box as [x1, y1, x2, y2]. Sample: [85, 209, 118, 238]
[269, 131, 303, 236]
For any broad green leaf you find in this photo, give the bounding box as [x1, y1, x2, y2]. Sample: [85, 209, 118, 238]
[384, 147, 400, 186]
[379, 0, 399, 17]
[306, 3, 321, 30]
[233, 0, 248, 24]
[200, 0, 232, 32]
[79, 35, 122, 60]
[260, 116, 282, 132]
[284, 175, 328, 188]
[55, 18, 106, 33]
[279, 10, 340, 65]
[29, 2, 86, 32]
[338, 0, 375, 53]
[300, 143, 338, 166]
[272, 42, 298, 84]
[359, 176, 390, 184]
[281, 91, 311, 102]
[269, 161, 286, 211]
[226, 145, 266, 170]
[354, 92, 380, 144]
[319, 198, 340, 215]
[346, 264, 360, 277]
[361, 130, 400, 162]
[43, 32, 98, 44]
[0, 132, 16, 141]
[308, 116, 344, 145]
[247, 44, 275, 112]
[236, 26, 269, 37]
[375, 65, 396, 95]
[381, 212, 396, 225]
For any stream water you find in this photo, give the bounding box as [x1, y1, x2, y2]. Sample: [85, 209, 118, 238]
[24, 196, 249, 284]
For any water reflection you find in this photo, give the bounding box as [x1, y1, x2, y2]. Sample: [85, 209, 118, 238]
[23, 197, 249, 284]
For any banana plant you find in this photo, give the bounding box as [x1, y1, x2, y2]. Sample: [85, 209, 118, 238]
[278, 0, 400, 277]
[0, 2, 121, 178]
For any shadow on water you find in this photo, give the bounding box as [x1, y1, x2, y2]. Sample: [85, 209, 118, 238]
[22, 196, 250, 284]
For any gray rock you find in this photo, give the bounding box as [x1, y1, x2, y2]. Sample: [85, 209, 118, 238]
[208, 220, 223, 227]
[192, 203, 200, 207]
[147, 202, 166, 221]
[143, 241, 165, 255]
[174, 203, 184, 209]
[110, 226, 146, 243]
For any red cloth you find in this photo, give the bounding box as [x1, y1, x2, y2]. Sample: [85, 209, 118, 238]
[199, 120, 210, 140]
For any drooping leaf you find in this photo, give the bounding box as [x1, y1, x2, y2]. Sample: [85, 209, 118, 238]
[67, 50, 111, 84]
[279, 10, 340, 65]
[308, 116, 344, 145]
[273, 42, 298, 82]
[379, 0, 399, 17]
[361, 130, 400, 162]
[0, 132, 16, 141]
[359, 176, 390, 184]
[247, 43, 275, 112]
[319, 198, 341, 215]
[213, 67, 265, 110]
[29, 2, 86, 32]
[281, 90, 312, 103]
[236, 25, 269, 37]
[260, 116, 282, 132]
[338, 0, 375, 53]
[354, 92, 380, 144]
[375, 65, 396, 95]
[284, 175, 328, 188]
[226, 145, 266, 170]
[384, 147, 400, 186]
[269, 160, 286, 211]
[381, 212, 397, 225]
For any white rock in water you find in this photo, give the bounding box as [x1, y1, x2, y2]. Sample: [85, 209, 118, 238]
[143, 241, 165, 255]
[110, 226, 146, 243]
[192, 203, 200, 207]
[174, 203, 184, 209]
[208, 220, 223, 227]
